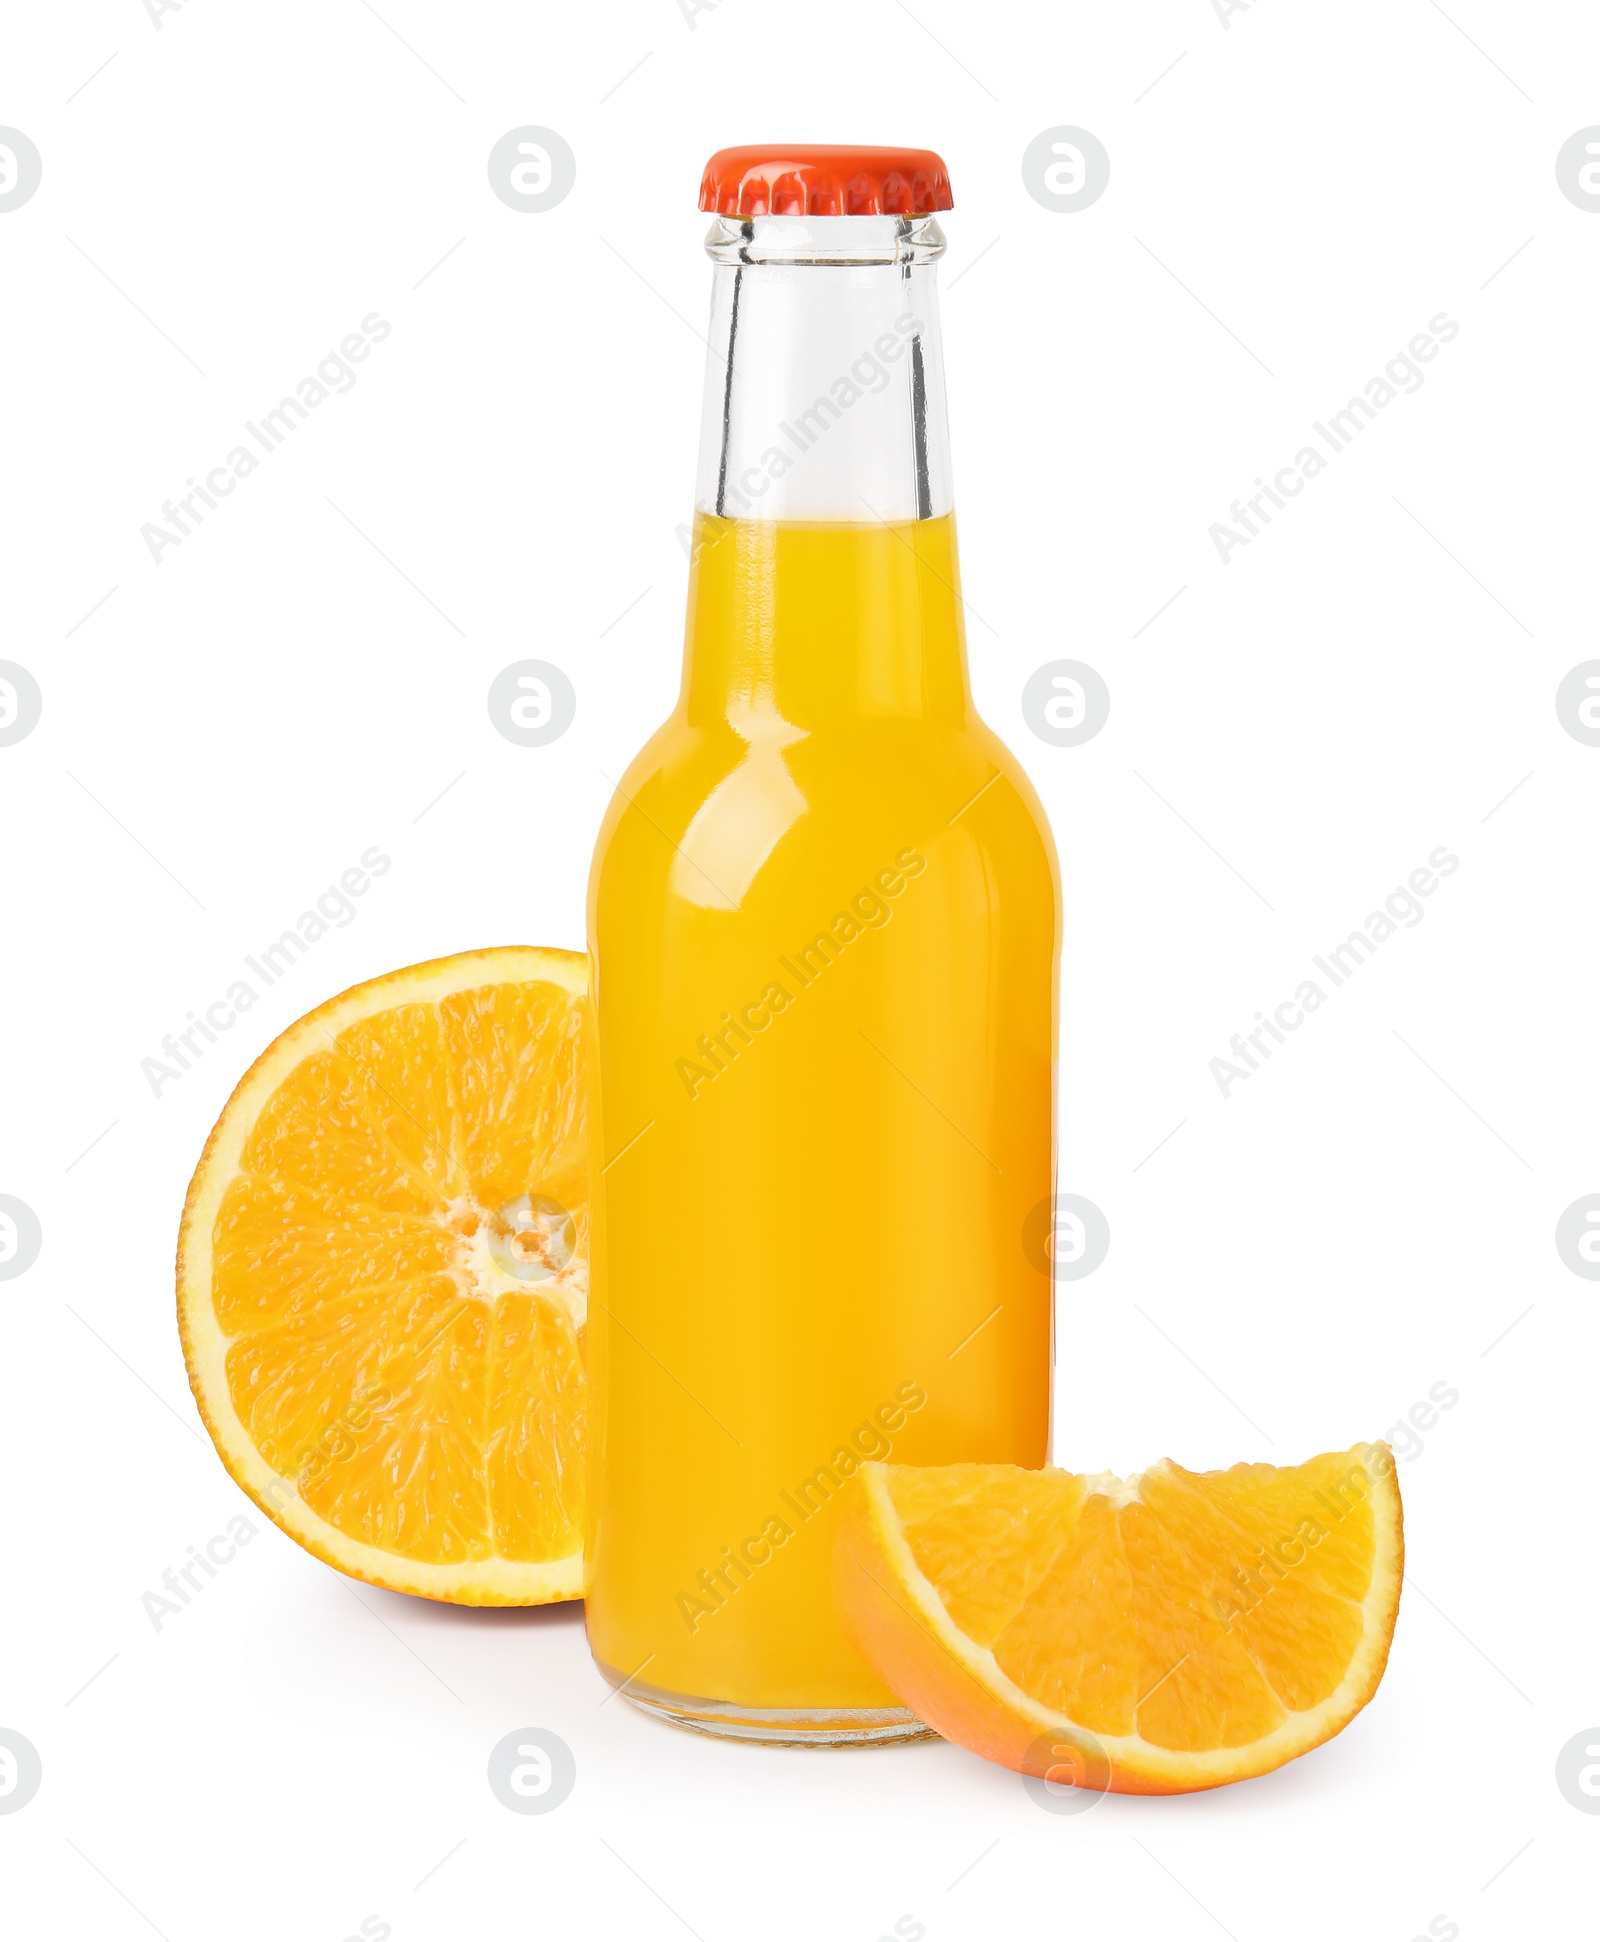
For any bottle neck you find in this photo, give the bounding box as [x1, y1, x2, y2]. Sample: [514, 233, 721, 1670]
[693, 215, 954, 523]
[681, 513, 969, 727]
[683, 215, 967, 728]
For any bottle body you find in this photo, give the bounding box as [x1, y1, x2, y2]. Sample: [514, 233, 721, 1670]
[585, 515, 1058, 1734]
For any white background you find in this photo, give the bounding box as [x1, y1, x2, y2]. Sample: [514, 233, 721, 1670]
[2, 0, 1596, 1936]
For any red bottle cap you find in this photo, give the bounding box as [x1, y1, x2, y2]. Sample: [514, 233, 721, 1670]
[699, 145, 953, 218]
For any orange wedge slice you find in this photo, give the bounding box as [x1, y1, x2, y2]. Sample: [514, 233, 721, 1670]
[836, 1446, 1402, 1793]
[177, 947, 588, 1605]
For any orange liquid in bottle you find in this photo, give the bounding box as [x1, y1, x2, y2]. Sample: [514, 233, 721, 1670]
[585, 511, 1058, 1732]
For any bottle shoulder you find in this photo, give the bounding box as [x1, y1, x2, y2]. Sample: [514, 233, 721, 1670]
[591, 710, 1058, 915]
[601, 713, 1045, 823]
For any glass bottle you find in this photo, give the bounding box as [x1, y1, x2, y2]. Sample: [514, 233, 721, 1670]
[585, 147, 1059, 1744]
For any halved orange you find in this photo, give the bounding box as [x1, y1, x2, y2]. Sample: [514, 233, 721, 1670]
[177, 947, 588, 1604]
[837, 1446, 1402, 1792]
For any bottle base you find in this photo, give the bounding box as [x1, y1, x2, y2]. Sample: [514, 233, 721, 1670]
[598, 1662, 936, 1747]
